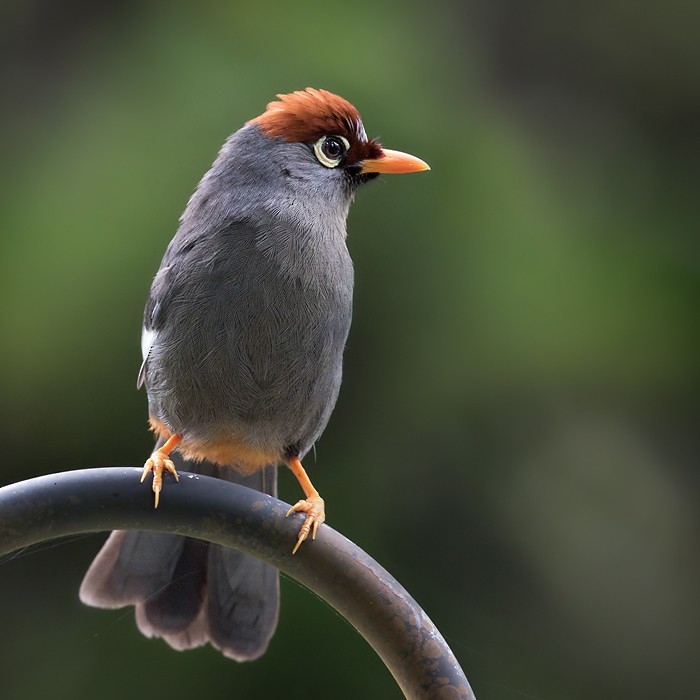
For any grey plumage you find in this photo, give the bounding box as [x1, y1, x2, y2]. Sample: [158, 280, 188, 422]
[141, 126, 355, 460]
[80, 89, 428, 661]
[82, 124, 358, 659]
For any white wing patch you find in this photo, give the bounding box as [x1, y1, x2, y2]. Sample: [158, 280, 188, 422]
[137, 327, 157, 389]
[141, 327, 156, 363]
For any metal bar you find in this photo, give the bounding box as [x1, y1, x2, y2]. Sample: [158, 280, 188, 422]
[0, 468, 475, 700]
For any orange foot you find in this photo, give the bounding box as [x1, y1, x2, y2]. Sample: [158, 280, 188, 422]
[286, 495, 325, 554]
[140, 434, 181, 508]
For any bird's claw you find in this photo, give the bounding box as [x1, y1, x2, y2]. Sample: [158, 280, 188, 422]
[140, 451, 179, 508]
[286, 495, 325, 554]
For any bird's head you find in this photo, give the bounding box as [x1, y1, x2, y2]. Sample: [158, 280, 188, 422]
[247, 88, 429, 194]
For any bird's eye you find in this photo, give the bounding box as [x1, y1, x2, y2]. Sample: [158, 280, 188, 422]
[313, 135, 350, 168]
[322, 137, 345, 159]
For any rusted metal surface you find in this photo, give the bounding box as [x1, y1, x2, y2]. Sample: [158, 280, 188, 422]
[0, 468, 475, 699]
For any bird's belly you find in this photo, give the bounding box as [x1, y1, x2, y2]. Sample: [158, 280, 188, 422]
[146, 291, 350, 465]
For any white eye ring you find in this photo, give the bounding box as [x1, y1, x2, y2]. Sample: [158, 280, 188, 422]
[313, 135, 350, 168]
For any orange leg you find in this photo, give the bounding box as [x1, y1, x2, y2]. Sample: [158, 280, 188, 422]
[140, 433, 182, 508]
[285, 456, 325, 554]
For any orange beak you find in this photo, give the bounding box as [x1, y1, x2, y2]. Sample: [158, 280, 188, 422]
[360, 148, 430, 174]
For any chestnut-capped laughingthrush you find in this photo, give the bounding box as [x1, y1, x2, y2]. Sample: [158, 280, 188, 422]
[80, 88, 429, 661]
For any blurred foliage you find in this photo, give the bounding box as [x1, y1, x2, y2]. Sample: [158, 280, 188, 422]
[0, 1, 698, 699]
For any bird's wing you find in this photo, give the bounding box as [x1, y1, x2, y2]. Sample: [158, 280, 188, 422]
[136, 248, 177, 390]
[135, 218, 260, 390]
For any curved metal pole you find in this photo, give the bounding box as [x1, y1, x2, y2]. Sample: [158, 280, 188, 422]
[0, 468, 475, 700]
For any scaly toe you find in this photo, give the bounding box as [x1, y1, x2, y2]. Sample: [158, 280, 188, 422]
[140, 452, 178, 508]
[286, 495, 325, 553]
[163, 459, 179, 481]
[286, 500, 306, 517]
[140, 459, 154, 483]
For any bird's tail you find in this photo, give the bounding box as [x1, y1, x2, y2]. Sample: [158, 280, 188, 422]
[79, 454, 279, 661]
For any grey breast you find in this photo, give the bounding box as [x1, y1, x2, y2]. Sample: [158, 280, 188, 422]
[141, 126, 355, 459]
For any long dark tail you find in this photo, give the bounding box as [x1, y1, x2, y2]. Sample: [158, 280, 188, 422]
[79, 454, 279, 661]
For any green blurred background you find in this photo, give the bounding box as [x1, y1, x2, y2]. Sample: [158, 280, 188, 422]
[1, 1, 698, 698]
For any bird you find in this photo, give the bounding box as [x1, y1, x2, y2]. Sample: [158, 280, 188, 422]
[79, 88, 429, 661]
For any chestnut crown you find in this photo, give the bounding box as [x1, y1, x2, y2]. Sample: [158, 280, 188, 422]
[249, 88, 383, 168]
